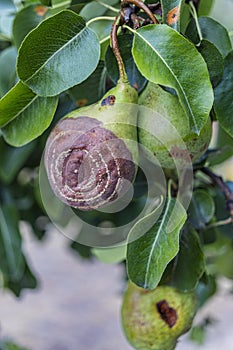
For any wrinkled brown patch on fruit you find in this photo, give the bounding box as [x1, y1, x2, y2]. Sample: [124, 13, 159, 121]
[45, 116, 135, 210]
[156, 300, 178, 328]
[101, 95, 116, 106]
[167, 6, 180, 26]
[169, 145, 192, 162]
[34, 5, 47, 16]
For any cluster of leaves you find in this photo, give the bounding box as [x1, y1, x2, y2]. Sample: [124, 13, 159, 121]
[0, 0, 233, 347]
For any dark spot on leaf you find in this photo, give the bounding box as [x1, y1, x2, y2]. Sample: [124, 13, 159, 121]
[77, 99, 88, 107]
[167, 6, 180, 26]
[156, 300, 178, 328]
[34, 5, 47, 16]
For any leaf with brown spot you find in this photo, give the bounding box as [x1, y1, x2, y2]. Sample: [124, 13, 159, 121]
[161, 0, 183, 31]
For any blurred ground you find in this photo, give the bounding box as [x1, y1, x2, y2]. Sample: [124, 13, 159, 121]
[0, 226, 233, 350]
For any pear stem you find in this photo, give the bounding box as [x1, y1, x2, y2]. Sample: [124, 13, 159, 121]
[122, 0, 159, 24]
[111, 15, 128, 83]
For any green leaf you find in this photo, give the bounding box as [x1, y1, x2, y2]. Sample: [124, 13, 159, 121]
[69, 61, 106, 107]
[214, 51, 233, 138]
[17, 10, 100, 96]
[161, 0, 184, 31]
[169, 226, 206, 291]
[80, 0, 118, 20]
[0, 204, 24, 280]
[185, 17, 232, 57]
[13, 4, 48, 48]
[0, 137, 36, 184]
[196, 274, 217, 307]
[70, 241, 92, 259]
[188, 189, 215, 230]
[132, 24, 213, 134]
[198, 39, 224, 87]
[198, 0, 214, 16]
[41, 0, 52, 5]
[208, 126, 233, 166]
[6, 256, 38, 297]
[105, 34, 147, 93]
[127, 197, 187, 290]
[0, 46, 17, 98]
[92, 245, 126, 264]
[0, 81, 58, 146]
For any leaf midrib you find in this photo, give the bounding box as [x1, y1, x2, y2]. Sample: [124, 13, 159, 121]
[144, 197, 172, 287]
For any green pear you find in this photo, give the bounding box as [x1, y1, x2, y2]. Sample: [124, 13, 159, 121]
[122, 282, 197, 350]
[44, 80, 138, 210]
[138, 83, 212, 169]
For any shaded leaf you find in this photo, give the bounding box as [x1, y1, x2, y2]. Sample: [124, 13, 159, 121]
[169, 226, 206, 291]
[0, 137, 36, 184]
[0, 46, 17, 98]
[80, 0, 118, 21]
[198, 39, 224, 87]
[17, 10, 100, 96]
[127, 196, 187, 290]
[132, 24, 213, 134]
[214, 51, 233, 138]
[198, 0, 214, 16]
[196, 274, 217, 307]
[13, 4, 48, 48]
[185, 16, 232, 57]
[0, 204, 24, 280]
[5, 256, 38, 297]
[69, 61, 106, 107]
[105, 34, 147, 93]
[70, 241, 93, 259]
[188, 189, 215, 230]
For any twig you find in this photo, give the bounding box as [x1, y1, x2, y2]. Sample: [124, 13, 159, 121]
[111, 15, 128, 82]
[122, 0, 159, 24]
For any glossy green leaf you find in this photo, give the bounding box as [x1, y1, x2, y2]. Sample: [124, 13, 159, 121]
[188, 189, 215, 230]
[185, 17, 232, 57]
[169, 226, 205, 291]
[198, 0, 213, 16]
[69, 61, 106, 107]
[92, 245, 126, 264]
[198, 39, 224, 87]
[0, 81, 58, 146]
[13, 4, 48, 48]
[0, 46, 17, 98]
[214, 51, 233, 138]
[0, 204, 24, 280]
[132, 24, 213, 134]
[127, 197, 187, 290]
[17, 10, 100, 96]
[0, 81, 35, 128]
[105, 34, 147, 93]
[80, 0, 118, 21]
[161, 0, 184, 31]
[0, 138, 36, 184]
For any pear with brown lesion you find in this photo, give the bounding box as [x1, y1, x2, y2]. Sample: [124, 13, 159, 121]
[44, 80, 138, 211]
[121, 282, 197, 350]
[138, 83, 212, 169]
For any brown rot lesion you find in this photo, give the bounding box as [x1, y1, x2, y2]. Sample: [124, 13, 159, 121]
[156, 300, 178, 328]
